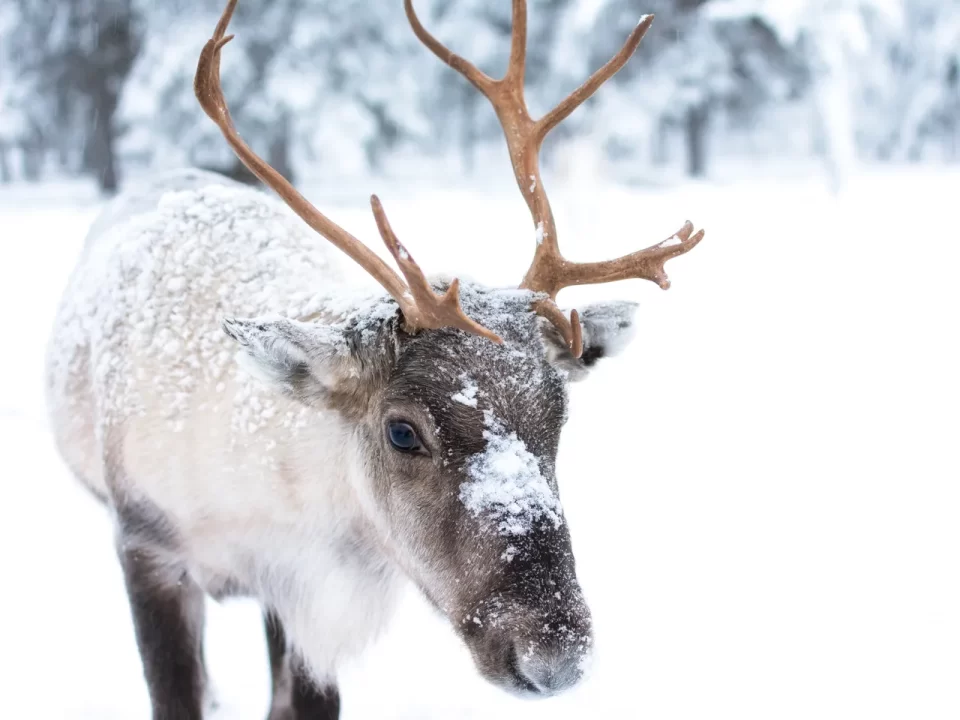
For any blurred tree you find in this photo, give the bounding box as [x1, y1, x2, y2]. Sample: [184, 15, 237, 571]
[120, 0, 426, 181]
[7, 0, 142, 192]
[883, 0, 960, 161]
[409, 0, 573, 174]
[708, 0, 904, 188]
[0, 0, 956, 190]
[0, 2, 24, 182]
[119, 0, 299, 183]
[587, 0, 798, 178]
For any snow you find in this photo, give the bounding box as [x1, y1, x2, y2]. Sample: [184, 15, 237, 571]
[460, 411, 563, 535]
[451, 374, 479, 407]
[535, 220, 546, 245]
[2, 167, 960, 719]
[45, 177, 353, 456]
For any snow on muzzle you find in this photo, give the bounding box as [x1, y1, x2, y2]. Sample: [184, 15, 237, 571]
[453, 412, 592, 696]
[452, 481, 593, 699]
[458, 562, 594, 698]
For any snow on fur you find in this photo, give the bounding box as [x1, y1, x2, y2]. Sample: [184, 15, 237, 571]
[451, 374, 479, 407]
[460, 410, 563, 536]
[45, 171, 365, 446]
[46, 170, 565, 459]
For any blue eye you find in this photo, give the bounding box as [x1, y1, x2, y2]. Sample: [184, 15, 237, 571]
[387, 421, 421, 453]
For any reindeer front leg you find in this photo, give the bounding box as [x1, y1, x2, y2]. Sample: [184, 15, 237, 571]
[264, 610, 341, 720]
[115, 503, 208, 720]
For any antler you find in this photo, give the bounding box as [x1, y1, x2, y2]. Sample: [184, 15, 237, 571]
[405, 1, 705, 357]
[195, 0, 501, 344]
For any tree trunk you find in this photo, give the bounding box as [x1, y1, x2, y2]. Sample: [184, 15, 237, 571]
[267, 112, 295, 182]
[22, 148, 41, 181]
[0, 144, 10, 183]
[685, 104, 709, 178]
[87, 91, 120, 194]
[948, 59, 959, 162]
[83, 0, 140, 195]
[651, 118, 669, 166]
[21, 136, 42, 181]
[461, 86, 479, 175]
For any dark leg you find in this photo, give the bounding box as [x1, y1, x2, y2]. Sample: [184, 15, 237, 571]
[116, 533, 207, 719]
[264, 610, 340, 720]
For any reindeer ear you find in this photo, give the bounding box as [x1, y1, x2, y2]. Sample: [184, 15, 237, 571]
[221, 315, 368, 404]
[541, 301, 638, 382]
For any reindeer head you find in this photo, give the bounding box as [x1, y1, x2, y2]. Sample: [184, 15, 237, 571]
[198, 0, 705, 698]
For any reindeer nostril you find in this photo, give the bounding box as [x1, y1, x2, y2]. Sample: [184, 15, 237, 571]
[510, 640, 585, 696]
[506, 641, 542, 694]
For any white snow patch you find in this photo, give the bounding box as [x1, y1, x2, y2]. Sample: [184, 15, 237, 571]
[661, 234, 684, 247]
[460, 411, 562, 536]
[529, 175, 537, 192]
[11, 168, 960, 719]
[451, 374, 479, 407]
[535, 221, 546, 246]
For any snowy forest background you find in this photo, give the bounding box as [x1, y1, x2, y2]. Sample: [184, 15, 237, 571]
[2, 3, 960, 718]
[1, 0, 958, 194]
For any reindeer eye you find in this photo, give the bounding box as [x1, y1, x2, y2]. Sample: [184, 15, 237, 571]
[387, 421, 421, 453]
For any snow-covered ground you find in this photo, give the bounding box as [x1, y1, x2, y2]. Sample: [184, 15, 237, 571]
[1, 167, 958, 719]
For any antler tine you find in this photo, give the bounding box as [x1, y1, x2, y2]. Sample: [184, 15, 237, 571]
[521, 13, 656, 293]
[196, 0, 406, 300]
[405, 0, 555, 249]
[403, 0, 495, 94]
[549, 221, 706, 293]
[406, 3, 704, 358]
[534, 15, 654, 143]
[405, 1, 655, 260]
[370, 196, 503, 345]
[536, 302, 583, 359]
[523, 221, 705, 357]
[197, 0, 501, 342]
[505, 0, 528, 85]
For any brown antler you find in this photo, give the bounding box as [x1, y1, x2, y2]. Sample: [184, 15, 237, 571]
[405, 1, 705, 357]
[196, 0, 501, 344]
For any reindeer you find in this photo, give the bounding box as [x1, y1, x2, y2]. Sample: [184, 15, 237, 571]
[45, 1, 704, 718]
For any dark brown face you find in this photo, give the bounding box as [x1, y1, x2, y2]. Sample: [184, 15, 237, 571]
[224, 285, 639, 697]
[362, 323, 592, 696]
